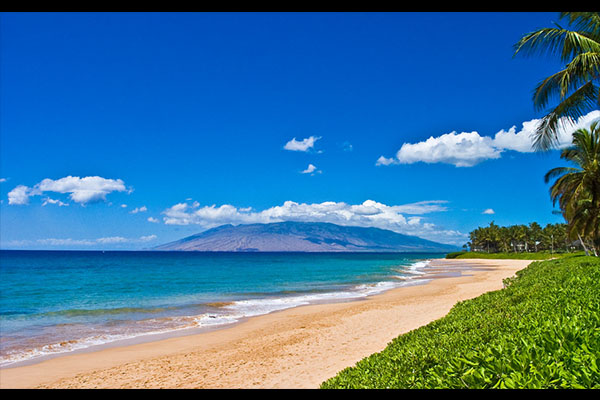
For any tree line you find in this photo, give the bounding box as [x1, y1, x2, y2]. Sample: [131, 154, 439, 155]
[466, 222, 582, 255]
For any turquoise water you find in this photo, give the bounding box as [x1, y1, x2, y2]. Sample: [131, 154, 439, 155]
[0, 250, 444, 366]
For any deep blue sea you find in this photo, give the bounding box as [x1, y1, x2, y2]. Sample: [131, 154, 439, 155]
[0, 250, 444, 367]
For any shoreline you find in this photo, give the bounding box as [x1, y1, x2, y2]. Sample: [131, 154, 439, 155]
[0, 256, 438, 369]
[0, 258, 531, 389]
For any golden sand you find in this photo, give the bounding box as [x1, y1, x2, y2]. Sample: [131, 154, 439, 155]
[0, 258, 531, 389]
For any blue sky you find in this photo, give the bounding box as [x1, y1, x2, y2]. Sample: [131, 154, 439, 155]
[1, 12, 598, 249]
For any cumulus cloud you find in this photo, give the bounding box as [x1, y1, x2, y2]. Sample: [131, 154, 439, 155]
[301, 164, 317, 174]
[7, 176, 128, 206]
[397, 131, 501, 167]
[482, 208, 495, 215]
[130, 206, 148, 214]
[147, 217, 159, 223]
[8, 185, 32, 205]
[377, 111, 600, 167]
[161, 199, 465, 245]
[283, 136, 321, 152]
[37, 176, 127, 204]
[301, 164, 322, 175]
[0, 178, 7, 183]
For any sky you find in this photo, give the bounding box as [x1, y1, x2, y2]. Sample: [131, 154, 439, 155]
[1, 12, 599, 250]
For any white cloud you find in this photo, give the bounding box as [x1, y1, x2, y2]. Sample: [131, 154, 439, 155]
[37, 238, 96, 246]
[0, 178, 7, 183]
[375, 156, 397, 166]
[161, 199, 465, 245]
[7, 175, 128, 206]
[37, 176, 127, 204]
[121, 204, 128, 208]
[482, 208, 495, 215]
[397, 131, 501, 167]
[96, 236, 129, 244]
[391, 200, 449, 214]
[147, 217, 159, 223]
[140, 234, 158, 242]
[130, 206, 148, 214]
[301, 164, 317, 174]
[301, 164, 322, 175]
[36, 235, 158, 247]
[283, 136, 321, 152]
[377, 111, 600, 167]
[8, 185, 32, 205]
[42, 197, 69, 207]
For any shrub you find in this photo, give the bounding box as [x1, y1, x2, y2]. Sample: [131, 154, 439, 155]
[321, 256, 600, 389]
[445, 251, 466, 259]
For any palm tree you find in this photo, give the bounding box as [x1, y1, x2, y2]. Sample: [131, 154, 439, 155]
[498, 226, 511, 252]
[508, 225, 520, 252]
[544, 121, 600, 255]
[542, 223, 559, 253]
[528, 222, 543, 252]
[570, 198, 600, 256]
[551, 222, 570, 252]
[469, 228, 482, 252]
[516, 224, 530, 252]
[513, 12, 600, 151]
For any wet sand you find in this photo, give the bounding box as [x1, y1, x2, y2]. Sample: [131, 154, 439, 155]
[0, 258, 531, 389]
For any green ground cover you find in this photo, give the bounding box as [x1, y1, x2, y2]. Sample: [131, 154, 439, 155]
[445, 251, 584, 260]
[321, 255, 600, 388]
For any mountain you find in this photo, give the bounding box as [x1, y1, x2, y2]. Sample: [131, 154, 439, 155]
[154, 221, 459, 253]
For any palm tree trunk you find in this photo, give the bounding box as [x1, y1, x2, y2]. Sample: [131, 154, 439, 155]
[578, 233, 590, 256]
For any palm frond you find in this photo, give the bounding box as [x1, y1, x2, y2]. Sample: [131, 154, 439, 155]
[532, 81, 599, 151]
[544, 166, 580, 183]
[514, 27, 600, 63]
[559, 12, 600, 40]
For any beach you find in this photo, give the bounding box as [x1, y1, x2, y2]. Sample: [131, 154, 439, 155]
[0, 258, 531, 389]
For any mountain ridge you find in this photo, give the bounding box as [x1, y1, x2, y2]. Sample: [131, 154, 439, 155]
[154, 221, 459, 253]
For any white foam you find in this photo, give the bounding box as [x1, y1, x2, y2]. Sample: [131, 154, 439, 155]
[224, 260, 433, 318]
[0, 319, 206, 367]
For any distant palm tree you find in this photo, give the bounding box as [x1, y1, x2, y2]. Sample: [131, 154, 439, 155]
[485, 222, 500, 253]
[528, 222, 543, 252]
[545, 121, 600, 254]
[516, 224, 530, 252]
[508, 225, 520, 252]
[470, 227, 484, 252]
[498, 226, 511, 252]
[513, 12, 600, 151]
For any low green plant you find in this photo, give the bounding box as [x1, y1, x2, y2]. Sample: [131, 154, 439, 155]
[321, 256, 600, 389]
[445, 251, 583, 260]
[444, 251, 466, 259]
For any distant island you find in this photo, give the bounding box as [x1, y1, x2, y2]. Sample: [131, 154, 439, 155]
[154, 221, 459, 253]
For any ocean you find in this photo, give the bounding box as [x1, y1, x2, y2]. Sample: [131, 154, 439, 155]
[0, 250, 444, 367]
